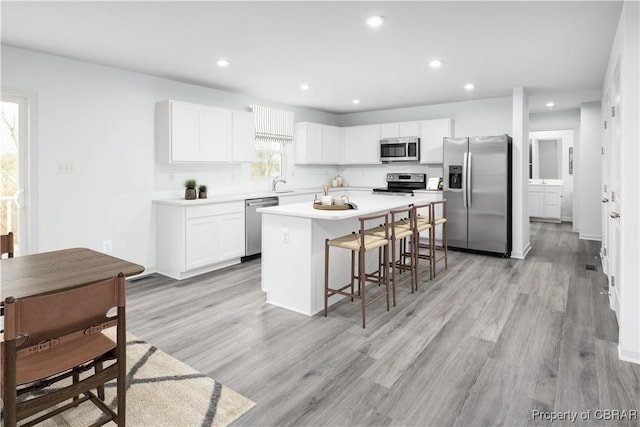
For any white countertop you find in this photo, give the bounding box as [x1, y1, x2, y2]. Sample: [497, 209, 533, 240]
[257, 193, 436, 220]
[152, 187, 373, 206]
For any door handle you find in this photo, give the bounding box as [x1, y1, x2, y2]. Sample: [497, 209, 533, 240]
[602, 198, 609, 203]
[610, 211, 620, 218]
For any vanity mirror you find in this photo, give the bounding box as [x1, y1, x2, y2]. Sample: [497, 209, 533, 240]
[529, 138, 562, 179]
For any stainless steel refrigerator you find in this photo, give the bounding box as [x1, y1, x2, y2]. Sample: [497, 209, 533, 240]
[443, 135, 512, 257]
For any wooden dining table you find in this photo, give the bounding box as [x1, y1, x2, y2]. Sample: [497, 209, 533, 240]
[1, 247, 145, 301]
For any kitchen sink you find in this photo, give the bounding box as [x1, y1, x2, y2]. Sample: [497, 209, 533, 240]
[274, 190, 295, 194]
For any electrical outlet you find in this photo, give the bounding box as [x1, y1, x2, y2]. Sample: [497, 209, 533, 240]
[282, 229, 289, 243]
[57, 162, 75, 174]
[103, 240, 113, 253]
[169, 172, 174, 181]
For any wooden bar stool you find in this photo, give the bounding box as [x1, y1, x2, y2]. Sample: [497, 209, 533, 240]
[1, 231, 14, 258]
[324, 212, 390, 328]
[367, 206, 416, 306]
[407, 202, 435, 286]
[431, 199, 448, 276]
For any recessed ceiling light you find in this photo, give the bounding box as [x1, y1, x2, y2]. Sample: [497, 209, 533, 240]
[300, 84, 310, 91]
[352, 99, 361, 104]
[464, 83, 475, 90]
[216, 59, 230, 67]
[429, 59, 442, 69]
[367, 16, 384, 27]
[546, 101, 555, 108]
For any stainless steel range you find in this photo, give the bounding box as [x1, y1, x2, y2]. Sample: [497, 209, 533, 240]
[372, 173, 427, 196]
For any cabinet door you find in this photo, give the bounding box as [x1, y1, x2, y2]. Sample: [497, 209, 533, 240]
[295, 122, 323, 164]
[217, 212, 245, 260]
[232, 111, 255, 162]
[380, 123, 400, 138]
[529, 186, 544, 217]
[343, 126, 361, 164]
[200, 105, 232, 162]
[399, 121, 420, 137]
[171, 102, 201, 162]
[185, 216, 218, 270]
[419, 119, 453, 163]
[322, 125, 341, 164]
[360, 124, 381, 163]
[545, 187, 562, 220]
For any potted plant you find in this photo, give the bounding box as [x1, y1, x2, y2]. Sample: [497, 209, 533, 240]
[198, 184, 208, 199]
[184, 179, 197, 200]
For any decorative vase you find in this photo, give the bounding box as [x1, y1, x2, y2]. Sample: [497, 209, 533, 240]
[185, 189, 197, 200]
[198, 191, 207, 199]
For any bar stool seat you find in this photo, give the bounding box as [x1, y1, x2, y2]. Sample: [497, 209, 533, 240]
[327, 233, 388, 251]
[324, 212, 391, 328]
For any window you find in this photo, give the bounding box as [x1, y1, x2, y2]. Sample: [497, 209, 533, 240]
[251, 105, 294, 177]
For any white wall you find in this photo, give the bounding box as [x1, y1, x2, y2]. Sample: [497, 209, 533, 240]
[530, 130, 575, 221]
[578, 102, 602, 240]
[0, 45, 339, 271]
[530, 109, 580, 132]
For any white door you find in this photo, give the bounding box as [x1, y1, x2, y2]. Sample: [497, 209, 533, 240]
[0, 94, 29, 255]
[601, 89, 611, 275]
[608, 65, 622, 316]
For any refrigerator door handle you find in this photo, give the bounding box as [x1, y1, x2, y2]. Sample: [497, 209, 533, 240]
[462, 152, 468, 208]
[467, 152, 472, 207]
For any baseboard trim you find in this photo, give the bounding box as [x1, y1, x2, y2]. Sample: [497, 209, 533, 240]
[618, 346, 640, 365]
[579, 233, 602, 241]
[511, 242, 531, 260]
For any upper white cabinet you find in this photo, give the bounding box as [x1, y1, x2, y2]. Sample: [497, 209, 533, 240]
[419, 118, 453, 164]
[232, 111, 255, 162]
[295, 122, 342, 164]
[380, 121, 420, 138]
[156, 100, 254, 163]
[343, 124, 381, 164]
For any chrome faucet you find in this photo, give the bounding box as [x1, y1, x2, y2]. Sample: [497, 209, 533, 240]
[272, 176, 287, 192]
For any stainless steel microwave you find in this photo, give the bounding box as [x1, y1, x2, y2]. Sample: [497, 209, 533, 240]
[380, 137, 420, 162]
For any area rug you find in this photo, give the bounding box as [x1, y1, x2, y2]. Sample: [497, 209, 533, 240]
[15, 332, 255, 427]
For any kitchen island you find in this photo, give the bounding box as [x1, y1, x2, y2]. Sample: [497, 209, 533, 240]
[258, 193, 439, 315]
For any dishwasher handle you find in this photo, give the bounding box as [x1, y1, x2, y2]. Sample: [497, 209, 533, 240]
[246, 198, 279, 207]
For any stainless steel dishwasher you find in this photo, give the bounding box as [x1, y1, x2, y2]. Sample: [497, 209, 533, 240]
[244, 197, 279, 258]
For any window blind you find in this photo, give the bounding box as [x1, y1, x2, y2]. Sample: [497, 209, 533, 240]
[252, 105, 295, 143]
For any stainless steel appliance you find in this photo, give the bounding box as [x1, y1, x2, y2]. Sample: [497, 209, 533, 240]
[380, 137, 420, 162]
[443, 135, 512, 257]
[244, 197, 279, 258]
[372, 173, 426, 196]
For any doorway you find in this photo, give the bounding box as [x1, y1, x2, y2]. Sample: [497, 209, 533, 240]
[1, 94, 29, 255]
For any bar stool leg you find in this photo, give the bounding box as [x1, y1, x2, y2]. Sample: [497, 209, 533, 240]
[359, 248, 366, 328]
[324, 239, 330, 317]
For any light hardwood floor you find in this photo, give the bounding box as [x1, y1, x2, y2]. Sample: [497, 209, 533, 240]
[127, 222, 640, 426]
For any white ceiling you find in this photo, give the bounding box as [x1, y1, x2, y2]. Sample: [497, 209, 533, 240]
[1, 1, 623, 114]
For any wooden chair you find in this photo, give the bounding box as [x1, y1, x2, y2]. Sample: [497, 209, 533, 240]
[1, 231, 14, 258]
[1, 273, 127, 426]
[324, 212, 390, 328]
[367, 206, 416, 306]
[431, 199, 448, 275]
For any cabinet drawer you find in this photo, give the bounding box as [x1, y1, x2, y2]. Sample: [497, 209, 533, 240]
[185, 201, 244, 219]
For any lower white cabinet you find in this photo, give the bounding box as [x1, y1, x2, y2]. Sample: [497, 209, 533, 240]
[156, 201, 245, 279]
[529, 184, 562, 222]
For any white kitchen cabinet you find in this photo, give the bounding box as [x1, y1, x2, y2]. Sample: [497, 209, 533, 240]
[322, 125, 342, 164]
[156, 100, 255, 163]
[156, 201, 245, 280]
[232, 110, 255, 162]
[380, 121, 420, 139]
[529, 184, 562, 222]
[343, 124, 381, 164]
[295, 122, 342, 164]
[419, 118, 453, 164]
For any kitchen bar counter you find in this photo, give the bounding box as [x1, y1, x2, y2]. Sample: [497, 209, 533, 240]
[258, 193, 437, 315]
[152, 187, 372, 206]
